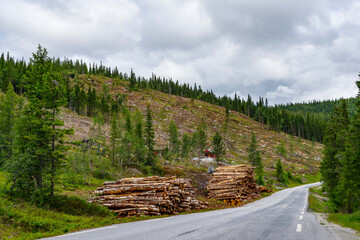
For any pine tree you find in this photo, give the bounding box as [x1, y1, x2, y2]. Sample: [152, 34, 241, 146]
[320, 100, 349, 209]
[5, 45, 72, 199]
[109, 114, 121, 167]
[0, 83, 19, 166]
[145, 106, 155, 167]
[248, 132, 263, 176]
[276, 159, 287, 183]
[168, 120, 180, 158]
[212, 132, 225, 164]
[181, 133, 191, 159]
[248, 133, 258, 166]
[341, 81, 360, 213]
[133, 111, 146, 165]
[195, 123, 207, 160]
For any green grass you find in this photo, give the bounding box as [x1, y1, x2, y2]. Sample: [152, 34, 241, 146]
[308, 194, 329, 213]
[328, 211, 360, 232]
[308, 186, 360, 233]
[0, 171, 163, 240]
[307, 186, 330, 213]
[0, 192, 169, 240]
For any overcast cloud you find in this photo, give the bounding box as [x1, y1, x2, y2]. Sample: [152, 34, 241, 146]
[0, 0, 359, 104]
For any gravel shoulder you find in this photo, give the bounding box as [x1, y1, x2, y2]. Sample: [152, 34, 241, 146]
[313, 213, 360, 240]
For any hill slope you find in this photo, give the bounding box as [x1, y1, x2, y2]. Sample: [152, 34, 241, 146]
[62, 74, 323, 177]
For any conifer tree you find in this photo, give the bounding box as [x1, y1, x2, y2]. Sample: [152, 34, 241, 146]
[212, 132, 225, 164]
[181, 133, 191, 159]
[248, 132, 263, 177]
[341, 81, 360, 213]
[145, 106, 155, 166]
[168, 120, 180, 158]
[0, 83, 19, 166]
[133, 111, 146, 165]
[109, 114, 121, 167]
[194, 123, 207, 160]
[6, 45, 72, 199]
[320, 100, 349, 209]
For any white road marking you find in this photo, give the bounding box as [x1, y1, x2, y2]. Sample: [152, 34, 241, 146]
[299, 215, 303, 220]
[296, 224, 302, 232]
[301, 211, 304, 214]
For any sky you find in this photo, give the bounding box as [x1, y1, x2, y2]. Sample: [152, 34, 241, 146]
[0, 0, 360, 104]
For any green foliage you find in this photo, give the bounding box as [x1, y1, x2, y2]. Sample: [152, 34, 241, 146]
[193, 122, 207, 160]
[248, 133, 263, 176]
[133, 111, 146, 165]
[275, 159, 288, 184]
[0, 83, 21, 166]
[4, 45, 72, 200]
[145, 106, 156, 167]
[212, 132, 225, 164]
[328, 210, 360, 232]
[168, 120, 180, 158]
[256, 174, 264, 185]
[181, 133, 191, 159]
[308, 194, 329, 213]
[276, 140, 287, 156]
[320, 80, 360, 213]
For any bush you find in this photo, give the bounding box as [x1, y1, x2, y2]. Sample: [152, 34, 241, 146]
[256, 174, 264, 185]
[49, 195, 113, 217]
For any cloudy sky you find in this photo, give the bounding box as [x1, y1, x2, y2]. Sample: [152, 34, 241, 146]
[1, 0, 360, 104]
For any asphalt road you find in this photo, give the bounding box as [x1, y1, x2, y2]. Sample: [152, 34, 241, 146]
[44, 182, 347, 240]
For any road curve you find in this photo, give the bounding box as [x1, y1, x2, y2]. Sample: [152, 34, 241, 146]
[44, 182, 342, 240]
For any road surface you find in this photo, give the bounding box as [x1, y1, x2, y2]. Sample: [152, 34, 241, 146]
[45, 182, 356, 240]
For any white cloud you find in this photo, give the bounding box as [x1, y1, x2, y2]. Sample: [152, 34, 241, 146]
[0, 0, 360, 104]
[266, 85, 296, 100]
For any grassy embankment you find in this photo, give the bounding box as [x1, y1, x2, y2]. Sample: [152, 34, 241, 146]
[308, 186, 360, 232]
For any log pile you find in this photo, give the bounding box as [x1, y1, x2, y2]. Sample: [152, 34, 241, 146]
[207, 165, 261, 204]
[88, 176, 208, 217]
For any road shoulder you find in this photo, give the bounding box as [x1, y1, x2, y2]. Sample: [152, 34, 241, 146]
[314, 213, 360, 240]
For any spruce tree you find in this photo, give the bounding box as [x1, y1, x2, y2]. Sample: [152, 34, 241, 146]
[212, 132, 225, 164]
[341, 81, 360, 213]
[248, 133, 258, 166]
[109, 114, 121, 167]
[134, 111, 146, 165]
[320, 101, 349, 209]
[145, 106, 155, 167]
[6, 45, 72, 199]
[195, 123, 207, 160]
[0, 83, 18, 166]
[181, 133, 191, 159]
[168, 120, 180, 158]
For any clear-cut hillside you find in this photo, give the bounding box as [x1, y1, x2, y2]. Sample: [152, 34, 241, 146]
[60, 74, 323, 176]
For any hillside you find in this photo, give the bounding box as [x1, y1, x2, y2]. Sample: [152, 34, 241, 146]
[62, 74, 323, 177]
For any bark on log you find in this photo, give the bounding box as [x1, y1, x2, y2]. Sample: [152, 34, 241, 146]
[88, 176, 208, 217]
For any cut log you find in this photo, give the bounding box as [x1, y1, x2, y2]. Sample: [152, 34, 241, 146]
[88, 176, 208, 217]
[206, 165, 264, 205]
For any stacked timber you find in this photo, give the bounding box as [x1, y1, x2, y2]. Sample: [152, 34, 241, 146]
[88, 176, 208, 217]
[207, 165, 261, 204]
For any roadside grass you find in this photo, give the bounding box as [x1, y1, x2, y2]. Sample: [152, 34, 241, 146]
[307, 186, 330, 213]
[308, 194, 329, 213]
[328, 211, 360, 232]
[308, 186, 360, 233]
